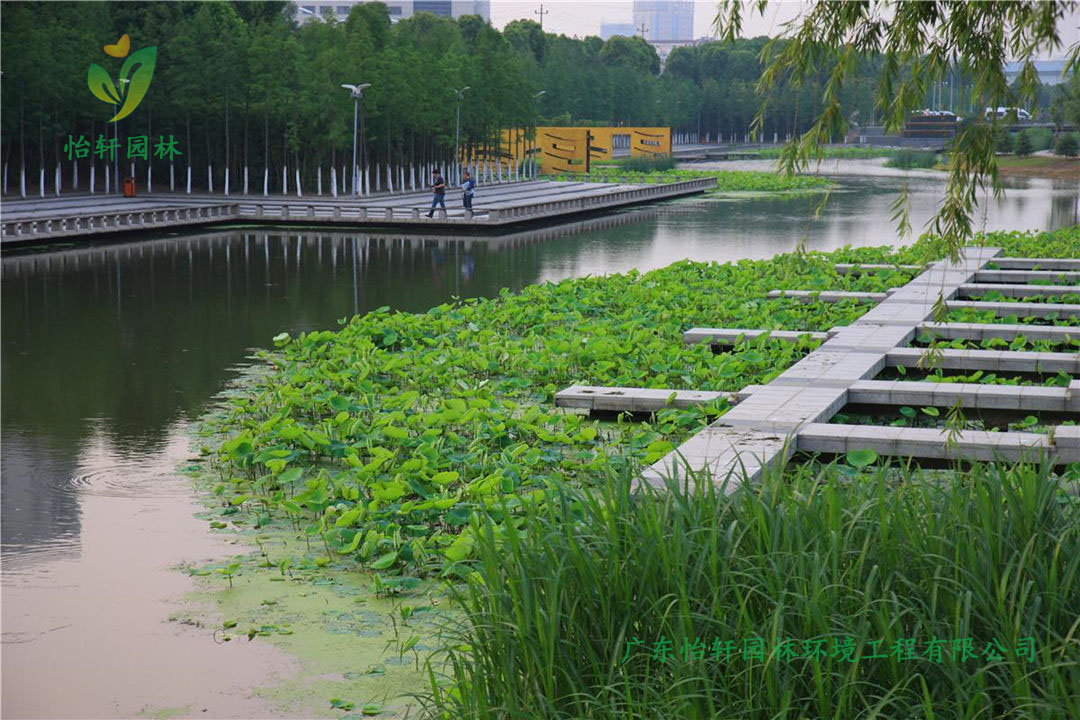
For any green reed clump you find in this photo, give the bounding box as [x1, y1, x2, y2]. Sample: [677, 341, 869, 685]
[884, 149, 942, 169]
[426, 460, 1080, 719]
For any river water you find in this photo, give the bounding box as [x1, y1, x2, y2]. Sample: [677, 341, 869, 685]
[2, 167, 1077, 717]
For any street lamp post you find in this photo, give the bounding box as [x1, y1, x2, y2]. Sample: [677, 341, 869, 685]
[341, 83, 371, 196]
[454, 86, 470, 186]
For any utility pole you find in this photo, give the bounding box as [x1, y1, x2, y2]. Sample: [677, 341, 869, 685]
[637, 22, 649, 39]
[534, 3, 548, 29]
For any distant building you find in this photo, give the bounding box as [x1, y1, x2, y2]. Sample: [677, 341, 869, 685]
[633, 0, 694, 43]
[1003, 59, 1071, 87]
[600, 22, 637, 40]
[295, 0, 490, 24]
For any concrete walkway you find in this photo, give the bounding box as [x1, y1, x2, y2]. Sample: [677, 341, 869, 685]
[0, 178, 714, 245]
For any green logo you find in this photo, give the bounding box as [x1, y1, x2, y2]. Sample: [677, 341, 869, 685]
[87, 34, 157, 123]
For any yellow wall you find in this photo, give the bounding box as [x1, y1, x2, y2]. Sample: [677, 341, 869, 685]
[537, 127, 591, 174]
[630, 127, 672, 157]
[466, 126, 671, 175]
[587, 127, 615, 161]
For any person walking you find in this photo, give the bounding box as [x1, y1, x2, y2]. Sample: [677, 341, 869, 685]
[426, 168, 446, 218]
[461, 169, 476, 212]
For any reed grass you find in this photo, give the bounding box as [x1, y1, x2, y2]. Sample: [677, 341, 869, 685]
[425, 459, 1080, 719]
[884, 150, 942, 169]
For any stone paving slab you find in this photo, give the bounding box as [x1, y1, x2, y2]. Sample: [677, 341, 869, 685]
[915, 322, 1077, 343]
[767, 290, 888, 303]
[637, 425, 795, 493]
[990, 257, 1080, 271]
[974, 269, 1080, 284]
[1055, 425, 1080, 450]
[947, 300, 1080, 319]
[834, 263, 925, 274]
[553, 385, 758, 412]
[847, 380, 1077, 412]
[768, 350, 887, 386]
[958, 283, 1079, 298]
[797, 423, 1072, 463]
[719, 386, 848, 432]
[683, 328, 832, 345]
[885, 347, 1080, 373]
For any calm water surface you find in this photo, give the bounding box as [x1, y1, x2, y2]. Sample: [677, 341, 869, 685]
[2, 168, 1078, 717]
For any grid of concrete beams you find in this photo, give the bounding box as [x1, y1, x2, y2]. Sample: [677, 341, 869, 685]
[554, 247, 1080, 492]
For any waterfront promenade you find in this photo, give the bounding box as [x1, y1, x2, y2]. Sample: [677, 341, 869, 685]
[0, 178, 713, 246]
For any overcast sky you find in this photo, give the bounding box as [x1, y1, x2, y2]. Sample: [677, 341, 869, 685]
[488, 1, 1079, 57]
[489, 1, 803, 40]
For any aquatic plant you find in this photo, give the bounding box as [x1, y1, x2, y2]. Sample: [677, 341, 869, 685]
[204, 227, 1079, 579]
[424, 460, 1080, 719]
[883, 150, 942, 169]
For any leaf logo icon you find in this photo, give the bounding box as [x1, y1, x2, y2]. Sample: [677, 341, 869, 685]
[104, 34, 130, 58]
[87, 42, 156, 123]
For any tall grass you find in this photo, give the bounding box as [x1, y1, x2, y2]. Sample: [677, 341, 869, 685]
[614, 156, 677, 172]
[425, 460, 1080, 719]
[884, 149, 941, 169]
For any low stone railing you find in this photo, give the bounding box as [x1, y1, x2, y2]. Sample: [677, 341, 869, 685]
[1, 204, 239, 243]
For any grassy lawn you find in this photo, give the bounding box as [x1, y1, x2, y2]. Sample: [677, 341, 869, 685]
[996, 155, 1080, 179]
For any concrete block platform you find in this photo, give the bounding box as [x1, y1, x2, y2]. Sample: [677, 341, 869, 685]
[683, 328, 833, 346]
[989, 257, 1080, 271]
[947, 300, 1080, 319]
[846, 379, 1078, 413]
[797, 424, 1075, 463]
[557, 246, 1078, 493]
[958, 283, 1080, 299]
[974, 269, 1080, 284]
[885, 347, 1080, 374]
[554, 385, 757, 412]
[834, 263, 925, 274]
[767, 290, 889, 303]
[915, 322, 1077, 344]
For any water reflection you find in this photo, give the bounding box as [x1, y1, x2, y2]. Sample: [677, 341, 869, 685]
[0, 210, 656, 563]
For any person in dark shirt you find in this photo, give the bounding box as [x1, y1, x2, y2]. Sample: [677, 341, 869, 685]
[426, 168, 446, 218]
[461, 170, 476, 211]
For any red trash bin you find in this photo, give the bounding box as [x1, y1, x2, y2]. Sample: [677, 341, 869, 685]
[123, 177, 136, 197]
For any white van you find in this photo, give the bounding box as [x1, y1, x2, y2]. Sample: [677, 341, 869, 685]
[984, 107, 1032, 120]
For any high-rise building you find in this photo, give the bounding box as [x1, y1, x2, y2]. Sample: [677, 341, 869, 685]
[633, 0, 694, 42]
[295, 0, 490, 24]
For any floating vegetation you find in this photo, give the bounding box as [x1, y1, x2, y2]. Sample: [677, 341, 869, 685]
[201, 227, 1079, 584]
